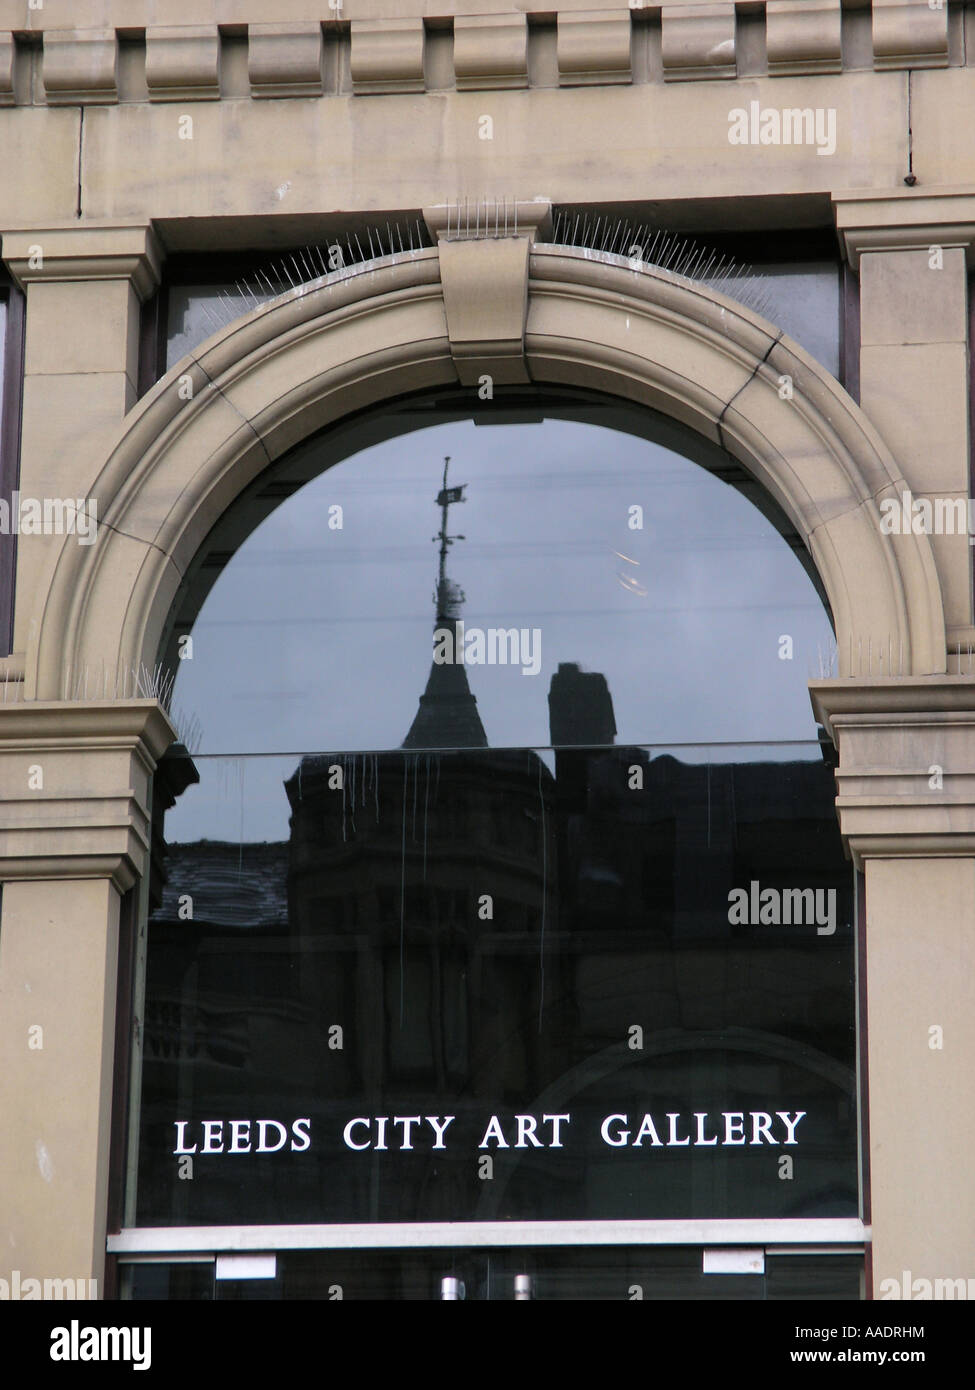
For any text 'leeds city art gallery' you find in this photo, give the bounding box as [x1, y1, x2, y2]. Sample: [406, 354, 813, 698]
[2, 0, 975, 1303]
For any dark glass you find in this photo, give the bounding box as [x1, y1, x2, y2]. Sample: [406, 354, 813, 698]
[124, 1249, 862, 1301]
[123, 1263, 213, 1300]
[134, 740, 855, 1226]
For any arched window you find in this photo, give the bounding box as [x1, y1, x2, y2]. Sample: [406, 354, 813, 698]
[123, 391, 860, 1300]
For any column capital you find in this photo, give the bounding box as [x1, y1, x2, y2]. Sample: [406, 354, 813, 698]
[811, 677, 975, 864]
[0, 699, 177, 891]
[832, 188, 975, 270]
[0, 222, 162, 300]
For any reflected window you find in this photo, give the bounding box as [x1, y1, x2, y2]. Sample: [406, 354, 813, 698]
[162, 260, 841, 384]
[748, 264, 841, 378]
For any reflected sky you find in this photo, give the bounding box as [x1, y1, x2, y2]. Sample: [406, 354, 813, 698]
[170, 416, 834, 777]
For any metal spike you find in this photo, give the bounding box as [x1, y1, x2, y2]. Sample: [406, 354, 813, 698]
[255, 268, 277, 298]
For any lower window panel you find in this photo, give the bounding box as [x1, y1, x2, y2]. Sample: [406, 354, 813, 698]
[121, 1248, 863, 1301]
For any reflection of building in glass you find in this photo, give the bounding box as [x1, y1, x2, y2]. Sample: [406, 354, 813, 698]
[138, 458, 854, 1227]
[142, 705, 854, 1226]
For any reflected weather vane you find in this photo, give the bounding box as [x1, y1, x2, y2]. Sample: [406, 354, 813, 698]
[433, 456, 469, 621]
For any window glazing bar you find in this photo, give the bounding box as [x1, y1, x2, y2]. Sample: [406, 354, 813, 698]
[109, 1218, 868, 1256]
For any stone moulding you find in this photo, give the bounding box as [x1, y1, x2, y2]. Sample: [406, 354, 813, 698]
[557, 11, 633, 87]
[0, 700, 175, 890]
[0, 7, 963, 102]
[811, 678, 975, 861]
[872, 0, 949, 72]
[41, 28, 118, 105]
[145, 26, 221, 103]
[25, 237, 945, 712]
[661, 4, 737, 83]
[0, 31, 15, 105]
[2, 224, 162, 300]
[454, 14, 528, 91]
[766, 0, 843, 78]
[350, 19, 425, 95]
[248, 22, 324, 99]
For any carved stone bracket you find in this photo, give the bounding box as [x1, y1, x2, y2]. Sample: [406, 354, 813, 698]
[0, 700, 176, 890]
[811, 677, 975, 863]
[424, 199, 551, 387]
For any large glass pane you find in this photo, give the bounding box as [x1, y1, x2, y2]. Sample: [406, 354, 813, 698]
[134, 739, 855, 1227]
[168, 416, 834, 757]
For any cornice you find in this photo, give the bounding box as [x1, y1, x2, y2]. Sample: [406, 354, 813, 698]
[810, 678, 975, 863]
[0, 2, 955, 102]
[0, 698, 176, 760]
[1, 223, 162, 299]
[0, 699, 177, 889]
[810, 676, 975, 737]
[833, 189, 975, 269]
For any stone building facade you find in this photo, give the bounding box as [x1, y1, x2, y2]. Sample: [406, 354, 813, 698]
[1, 0, 975, 1300]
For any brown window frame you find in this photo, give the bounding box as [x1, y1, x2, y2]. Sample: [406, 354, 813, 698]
[0, 267, 26, 657]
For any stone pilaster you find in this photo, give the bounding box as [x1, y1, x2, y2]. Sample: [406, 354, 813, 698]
[0, 223, 161, 661]
[0, 700, 175, 1292]
[811, 678, 975, 1295]
[835, 191, 975, 653]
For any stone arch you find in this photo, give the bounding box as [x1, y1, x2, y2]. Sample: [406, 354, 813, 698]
[26, 241, 946, 701]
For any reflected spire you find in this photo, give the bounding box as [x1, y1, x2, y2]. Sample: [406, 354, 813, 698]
[403, 457, 488, 750]
[434, 455, 467, 624]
